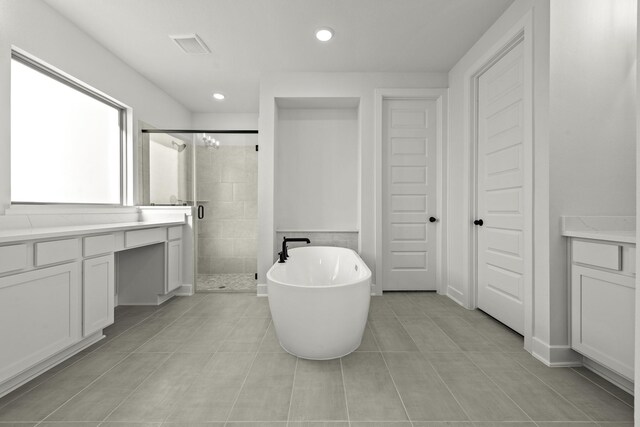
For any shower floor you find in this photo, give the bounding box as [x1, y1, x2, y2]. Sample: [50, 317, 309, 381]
[196, 273, 256, 292]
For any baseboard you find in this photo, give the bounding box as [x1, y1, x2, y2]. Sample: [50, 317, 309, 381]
[583, 357, 634, 395]
[531, 337, 582, 367]
[174, 284, 193, 296]
[0, 331, 104, 399]
[446, 287, 465, 307]
[257, 283, 268, 296]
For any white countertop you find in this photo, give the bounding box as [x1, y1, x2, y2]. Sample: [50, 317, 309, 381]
[561, 229, 636, 244]
[0, 220, 185, 244]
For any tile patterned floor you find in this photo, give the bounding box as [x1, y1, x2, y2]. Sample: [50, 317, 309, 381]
[0, 292, 633, 426]
[197, 273, 256, 292]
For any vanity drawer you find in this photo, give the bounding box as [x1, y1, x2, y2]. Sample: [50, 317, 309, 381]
[35, 238, 80, 267]
[0, 244, 29, 274]
[84, 234, 115, 257]
[168, 226, 182, 241]
[124, 228, 166, 248]
[572, 240, 621, 271]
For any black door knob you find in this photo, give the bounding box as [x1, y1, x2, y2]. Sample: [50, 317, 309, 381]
[429, 217, 437, 223]
[474, 219, 484, 226]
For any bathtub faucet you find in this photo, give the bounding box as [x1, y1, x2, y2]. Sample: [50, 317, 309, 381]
[278, 237, 311, 263]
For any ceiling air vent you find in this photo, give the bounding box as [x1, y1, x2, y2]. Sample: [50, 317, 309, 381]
[169, 34, 211, 54]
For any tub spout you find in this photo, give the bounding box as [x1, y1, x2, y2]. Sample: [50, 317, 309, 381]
[281, 237, 311, 261]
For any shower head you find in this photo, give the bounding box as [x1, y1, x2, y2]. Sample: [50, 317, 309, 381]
[202, 134, 220, 150]
[171, 140, 187, 152]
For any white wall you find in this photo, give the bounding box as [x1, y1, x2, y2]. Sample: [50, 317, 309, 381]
[191, 113, 259, 130]
[258, 72, 448, 290]
[275, 107, 359, 231]
[547, 0, 637, 347]
[0, 0, 191, 212]
[635, 0, 640, 412]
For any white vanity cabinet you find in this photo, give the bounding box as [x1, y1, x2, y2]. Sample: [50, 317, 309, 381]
[569, 238, 635, 381]
[83, 254, 115, 337]
[0, 262, 81, 384]
[0, 220, 188, 398]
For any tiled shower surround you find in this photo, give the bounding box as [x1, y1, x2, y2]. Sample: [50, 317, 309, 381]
[196, 142, 257, 277]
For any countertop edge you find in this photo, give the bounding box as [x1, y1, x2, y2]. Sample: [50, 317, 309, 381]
[0, 220, 186, 244]
[562, 230, 636, 244]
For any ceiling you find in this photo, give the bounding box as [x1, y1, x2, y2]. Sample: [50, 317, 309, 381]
[43, 0, 514, 113]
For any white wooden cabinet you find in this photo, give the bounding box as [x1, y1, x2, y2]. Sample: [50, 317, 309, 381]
[83, 254, 115, 337]
[166, 238, 182, 293]
[0, 263, 81, 384]
[570, 238, 635, 381]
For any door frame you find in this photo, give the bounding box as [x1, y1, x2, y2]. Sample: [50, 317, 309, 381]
[468, 13, 533, 351]
[374, 88, 448, 295]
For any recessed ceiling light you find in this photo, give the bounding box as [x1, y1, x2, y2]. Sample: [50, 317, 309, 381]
[315, 27, 334, 42]
[213, 93, 225, 100]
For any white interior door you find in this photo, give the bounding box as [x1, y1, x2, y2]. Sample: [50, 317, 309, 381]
[476, 41, 526, 334]
[382, 98, 437, 291]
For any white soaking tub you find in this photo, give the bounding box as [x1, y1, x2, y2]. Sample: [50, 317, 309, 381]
[266, 246, 371, 360]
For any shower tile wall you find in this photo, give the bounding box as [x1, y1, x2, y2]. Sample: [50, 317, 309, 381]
[275, 231, 359, 251]
[197, 144, 257, 274]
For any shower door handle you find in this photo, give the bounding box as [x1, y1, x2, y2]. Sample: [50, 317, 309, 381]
[197, 205, 205, 219]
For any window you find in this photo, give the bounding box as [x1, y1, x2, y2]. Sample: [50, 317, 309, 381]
[10, 52, 125, 204]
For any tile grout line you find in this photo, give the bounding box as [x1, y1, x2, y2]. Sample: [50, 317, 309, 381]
[510, 358, 600, 423]
[339, 357, 351, 427]
[224, 317, 272, 425]
[0, 306, 163, 412]
[107, 294, 255, 426]
[33, 299, 201, 426]
[570, 366, 634, 409]
[388, 296, 470, 425]
[367, 304, 413, 426]
[285, 356, 299, 426]
[396, 310, 474, 424]
[416, 299, 538, 424]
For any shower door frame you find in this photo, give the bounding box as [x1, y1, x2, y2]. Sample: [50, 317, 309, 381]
[141, 128, 259, 293]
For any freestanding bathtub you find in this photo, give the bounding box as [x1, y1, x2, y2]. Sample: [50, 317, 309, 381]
[267, 246, 371, 360]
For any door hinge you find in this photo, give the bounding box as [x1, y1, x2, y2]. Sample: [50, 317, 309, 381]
[255, 145, 259, 151]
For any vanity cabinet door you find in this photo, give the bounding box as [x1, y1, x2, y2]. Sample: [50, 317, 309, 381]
[0, 263, 81, 384]
[166, 239, 182, 293]
[83, 254, 114, 337]
[571, 265, 635, 380]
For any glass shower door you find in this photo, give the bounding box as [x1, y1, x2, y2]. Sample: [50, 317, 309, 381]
[194, 132, 258, 292]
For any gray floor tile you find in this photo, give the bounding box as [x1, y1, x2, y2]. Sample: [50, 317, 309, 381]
[0, 352, 129, 422]
[511, 352, 633, 422]
[571, 367, 634, 406]
[368, 319, 419, 352]
[38, 423, 100, 426]
[165, 352, 255, 422]
[355, 324, 379, 352]
[44, 353, 169, 422]
[350, 422, 412, 426]
[288, 423, 349, 427]
[227, 352, 297, 421]
[399, 317, 460, 352]
[219, 317, 270, 352]
[367, 297, 396, 320]
[258, 322, 286, 353]
[385, 294, 428, 318]
[101, 423, 162, 427]
[175, 320, 237, 353]
[106, 353, 212, 422]
[240, 297, 271, 318]
[341, 352, 408, 421]
[426, 314, 496, 352]
[383, 352, 468, 421]
[288, 359, 348, 421]
[467, 352, 589, 421]
[412, 423, 474, 427]
[426, 352, 529, 421]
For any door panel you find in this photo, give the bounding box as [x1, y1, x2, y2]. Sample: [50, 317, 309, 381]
[477, 42, 526, 334]
[383, 99, 438, 291]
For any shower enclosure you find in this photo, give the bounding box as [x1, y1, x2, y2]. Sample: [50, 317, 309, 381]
[141, 129, 258, 292]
